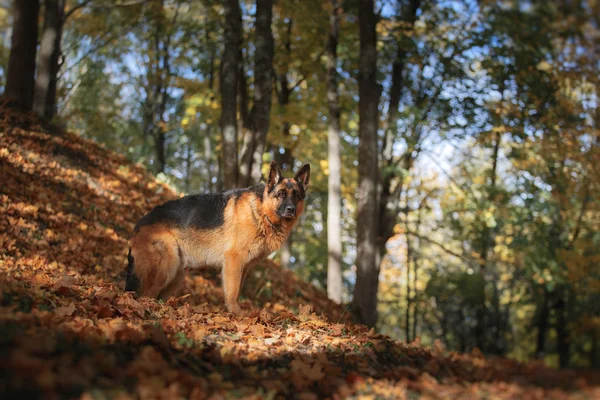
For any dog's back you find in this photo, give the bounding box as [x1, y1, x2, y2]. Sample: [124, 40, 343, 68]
[135, 193, 230, 232]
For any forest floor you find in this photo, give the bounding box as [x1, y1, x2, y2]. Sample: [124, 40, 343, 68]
[1, 104, 599, 400]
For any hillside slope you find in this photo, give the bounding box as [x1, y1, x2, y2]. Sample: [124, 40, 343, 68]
[1, 106, 598, 399]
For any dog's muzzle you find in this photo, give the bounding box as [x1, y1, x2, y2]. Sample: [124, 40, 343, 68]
[281, 205, 296, 219]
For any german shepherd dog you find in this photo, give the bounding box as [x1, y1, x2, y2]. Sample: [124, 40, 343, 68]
[125, 161, 310, 314]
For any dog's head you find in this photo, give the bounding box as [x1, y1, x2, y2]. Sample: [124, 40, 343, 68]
[263, 161, 310, 224]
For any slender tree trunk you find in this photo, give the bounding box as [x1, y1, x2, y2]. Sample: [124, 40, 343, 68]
[153, 56, 170, 174]
[215, 154, 224, 192]
[150, 0, 176, 175]
[474, 305, 485, 351]
[204, 130, 213, 191]
[591, 330, 599, 368]
[492, 283, 503, 354]
[238, 48, 249, 137]
[326, 0, 343, 304]
[204, 17, 216, 192]
[412, 252, 419, 341]
[404, 204, 412, 342]
[34, 0, 65, 119]
[474, 124, 502, 352]
[271, 19, 296, 268]
[185, 138, 192, 193]
[555, 288, 570, 368]
[535, 287, 550, 359]
[238, 55, 254, 185]
[5, 0, 40, 111]
[412, 202, 422, 341]
[239, 0, 274, 186]
[220, 0, 241, 189]
[45, 24, 63, 119]
[352, 0, 381, 328]
[377, 0, 420, 266]
[155, 131, 166, 174]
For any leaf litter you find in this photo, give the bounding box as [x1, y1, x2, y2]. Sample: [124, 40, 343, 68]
[1, 104, 599, 399]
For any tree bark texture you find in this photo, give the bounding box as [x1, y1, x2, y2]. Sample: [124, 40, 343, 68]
[555, 289, 571, 368]
[5, 0, 40, 111]
[220, 0, 242, 189]
[377, 0, 420, 261]
[535, 287, 550, 359]
[352, 0, 381, 328]
[404, 203, 412, 342]
[239, 0, 274, 186]
[326, 0, 343, 304]
[34, 0, 65, 119]
[204, 13, 217, 192]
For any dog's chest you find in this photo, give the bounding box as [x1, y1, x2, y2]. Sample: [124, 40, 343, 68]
[243, 237, 270, 265]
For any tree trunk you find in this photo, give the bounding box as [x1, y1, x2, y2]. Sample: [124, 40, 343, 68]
[535, 287, 550, 359]
[239, 0, 274, 186]
[555, 289, 570, 368]
[238, 55, 254, 186]
[149, 0, 176, 175]
[5, 0, 40, 111]
[474, 305, 485, 351]
[352, 0, 381, 328]
[238, 48, 249, 136]
[472, 129, 502, 353]
[220, 0, 242, 189]
[204, 16, 216, 192]
[215, 154, 224, 192]
[591, 330, 599, 368]
[412, 201, 422, 341]
[404, 204, 412, 342]
[377, 0, 420, 264]
[45, 26, 62, 119]
[34, 0, 65, 119]
[155, 131, 166, 174]
[271, 19, 296, 268]
[204, 132, 213, 191]
[184, 138, 192, 193]
[326, 0, 343, 304]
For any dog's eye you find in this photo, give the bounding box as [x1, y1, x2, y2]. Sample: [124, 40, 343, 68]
[278, 190, 286, 198]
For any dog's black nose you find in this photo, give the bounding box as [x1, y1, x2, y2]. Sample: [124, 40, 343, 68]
[285, 206, 295, 214]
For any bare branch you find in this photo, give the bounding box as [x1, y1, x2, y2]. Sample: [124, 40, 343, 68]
[407, 230, 483, 266]
[65, 0, 153, 20]
[65, 0, 93, 20]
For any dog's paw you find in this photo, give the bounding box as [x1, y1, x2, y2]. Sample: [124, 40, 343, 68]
[226, 303, 244, 316]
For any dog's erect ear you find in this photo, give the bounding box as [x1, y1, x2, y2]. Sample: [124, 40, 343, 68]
[267, 160, 284, 191]
[294, 164, 310, 188]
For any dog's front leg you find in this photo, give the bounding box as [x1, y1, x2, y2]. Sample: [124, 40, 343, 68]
[223, 250, 244, 315]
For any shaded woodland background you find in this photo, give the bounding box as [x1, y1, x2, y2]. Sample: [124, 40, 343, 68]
[1, 0, 599, 370]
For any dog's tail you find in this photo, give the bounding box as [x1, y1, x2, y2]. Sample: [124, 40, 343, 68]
[124, 248, 140, 294]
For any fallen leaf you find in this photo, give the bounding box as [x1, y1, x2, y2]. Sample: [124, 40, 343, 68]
[54, 303, 76, 317]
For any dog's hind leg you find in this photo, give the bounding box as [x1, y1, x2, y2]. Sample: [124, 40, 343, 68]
[131, 228, 181, 299]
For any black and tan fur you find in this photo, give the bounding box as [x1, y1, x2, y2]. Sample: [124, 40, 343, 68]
[125, 161, 310, 314]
